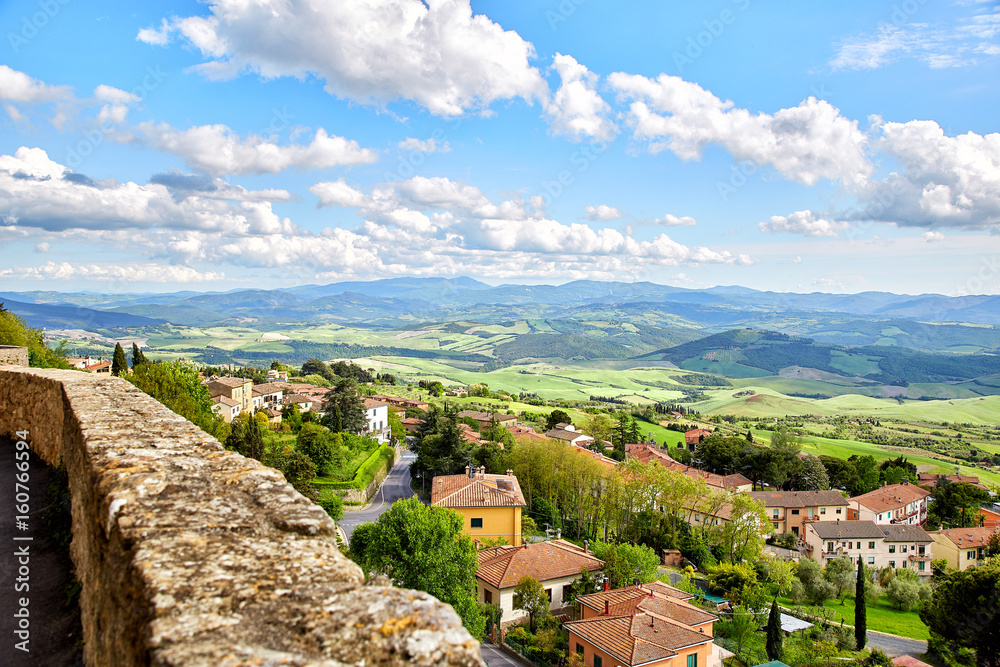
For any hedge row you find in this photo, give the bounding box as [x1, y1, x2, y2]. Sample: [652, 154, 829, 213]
[313, 444, 395, 491]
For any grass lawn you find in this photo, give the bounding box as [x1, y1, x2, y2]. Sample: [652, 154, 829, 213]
[778, 593, 929, 640]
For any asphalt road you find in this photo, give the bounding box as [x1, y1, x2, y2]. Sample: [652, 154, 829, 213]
[339, 451, 417, 541]
[866, 631, 928, 657]
[480, 644, 525, 667]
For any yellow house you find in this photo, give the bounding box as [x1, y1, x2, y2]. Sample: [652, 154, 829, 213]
[928, 527, 999, 570]
[432, 467, 526, 546]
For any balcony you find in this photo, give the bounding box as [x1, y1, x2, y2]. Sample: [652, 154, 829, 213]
[0, 362, 482, 666]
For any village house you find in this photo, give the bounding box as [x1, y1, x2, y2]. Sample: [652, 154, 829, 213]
[803, 520, 934, 579]
[566, 581, 720, 667]
[363, 398, 390, 443]
[457, 409, 517, 431]
[85, 359, 112, 374]
[401, 417, 425, 434]
[210, 395, 241, 423]
[508, 424, 548, 442]
[544, 423, 596, 447]
[265, 368, 289, 382]
[476, 539, 604, 627]
[630, 444, 752, 493]
[369, 394, 430, 412]
[683, 428, 713, 450]
[750, 490, 850, 537]
[205, 376, 253, 413]
[979, 506, 1000, 530]
[572, 443, 619, 472]
[849, 482, 930, 525]
[917, 473, 989, 493]
[281, 393, 315, 412]
[927, 526, 1000, 571]
[251, 382, 284, 411]
[432, 467, 526, 546]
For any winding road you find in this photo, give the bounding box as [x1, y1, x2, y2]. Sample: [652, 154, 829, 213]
[338, 450, 418, 541]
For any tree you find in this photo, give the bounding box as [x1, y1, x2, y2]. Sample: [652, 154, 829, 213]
[920, 556, 1000, 667]
[792, 454, 831, 491]
[513, 576, 550, 632]
[316, 489, 344, 521]
[131, 342, 149, 368]
[111, 342, 128, 376]
[826, 557, 856, 602]
[797, 557, 835, 606]
[352, 497, 484, 637]
[851, 455, 881, 496]
[322, 377, 366, 434]
[718, 494, 768, 564]
[766, 598, 783, 661]
[886, 577, 921, 611]
[296, 423, 335, 474]
[928, 479, 991, 528]
[583, 413, 614, 445]
[593, 542, 659, 589]
[856, 559, 867, 650]
[545, 409, 571, 431]
[266, 443, 317, 498]
[226, 412, 266, 461]
[722, 604, 758, 664]
[565, 568, 601, 607]
[128, 359, 228, 441]
[301, 358, 331, 379]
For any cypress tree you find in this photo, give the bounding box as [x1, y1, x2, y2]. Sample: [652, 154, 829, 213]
[856, 558, 867, 650]
[111, 343, 128, 377]
[132, 342, 148, 367]
[766, 597, 783, 661]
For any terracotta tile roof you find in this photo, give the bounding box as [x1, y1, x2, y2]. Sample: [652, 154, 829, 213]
[644, 580, 695, 601]
[881, 525, 932, 543]
[432, 472, 526, 509]
[252, 382, 285, 395]
[917, 474, 988, 492]
[579, 585, 713, 628]
[457, 423, 483, 445]
[809, 520, 887, 540]
[207, 376, 251, 388]
[630, 445, 749, 490]
[565, 613, 712, 666]
[282, 394, 314, 404]
[476, 539, 603, 589]
[852, 483, 930, 514]
[929, 526, 1000, 547]
[508, 425, 548, 441]
[458, 410, 515, 422]
[212, 395, 239, 407]
[571, 444, 618, 470]
[401, 417, 425, 428]
[750, 490, 849, 508]
[363, 398, 388, 409]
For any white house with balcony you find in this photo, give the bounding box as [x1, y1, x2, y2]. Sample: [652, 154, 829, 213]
[364, 398, 390, 443]
[850, 482, 930, 526]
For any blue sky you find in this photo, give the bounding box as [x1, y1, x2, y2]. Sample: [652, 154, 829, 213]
[1, 0, 998, 295]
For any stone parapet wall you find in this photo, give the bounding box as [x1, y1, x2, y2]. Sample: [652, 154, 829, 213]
[0, 345, 29, 367]
[0, 367, 482, 666]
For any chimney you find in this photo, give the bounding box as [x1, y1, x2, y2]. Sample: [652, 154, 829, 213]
[604, 600, 609, 615]
[583, 539, 589, 554]
[506, 469, 513, 476]
[649, 615, 655, 628]
[556, 528, 561, 540]
[465, 465, 471, 475]
[604, 581, 609, 592]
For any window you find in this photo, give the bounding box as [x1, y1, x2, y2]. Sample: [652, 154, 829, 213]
[791, 509, 800, 515]
[485, 589, 492, 604]
[576, 644, 584, 657]
[594, 656, 603, 667]
[889, 545, 895, 553]
[773, 509, 779, 517]
[968, 551, 975, 560]
[901, 545, 908, 554]
[836, 508, 842, 514]
[827, 541, 834, 552]
[820, 507, 826, 515]
[772, 522, 779, 530]
[856, 542, 861, 549]
[471, 518, 483, 529]
[868, 542, 876, 549]
[918, 546, 925, 556]
[545, 588, 552, 602]
[687, 653, 698, 667]
[889, 561, 896, 569]
[868, 557, 875, 565]
[919, 561, 925, 571]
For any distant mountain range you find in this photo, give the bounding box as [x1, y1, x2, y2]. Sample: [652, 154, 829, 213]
[3, 278, 999, 353]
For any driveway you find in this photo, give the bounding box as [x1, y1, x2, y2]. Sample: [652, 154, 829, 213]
[480, 644, 527, 667]
[338, 451, 417, 541]
[866, 631, 927, 657]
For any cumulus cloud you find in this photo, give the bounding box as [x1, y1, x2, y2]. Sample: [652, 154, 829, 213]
[657, 213, 697, 227]
[584, 204, 622, 221]
[544, 54, 617, 142]
[398, 137, 451, 153]
[93, 84, 140, 124]
[139, 0, 547, 116]
[124, 122, 377, 176]
[0, 147, 295, 234]
[759, 210, 850, 237]
[0, 262, 224, 283]
[608, 72, 873, 188]
[0, 65, 73, 103]
[923, 231, 945, 242]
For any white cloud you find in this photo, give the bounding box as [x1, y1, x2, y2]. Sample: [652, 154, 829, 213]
[0, 147, 295, 234]
[608, 73, 873, 188]
[310, 179, 371, 208]
[830, 7, 1000, 71]
[923, 231, 945, 242]
[398, 137, 451, 153]
[544, 54, 617, 142]
[0, 65, 73, 103]
[759, 210, 850, 237]
[35, 242, 50, 253]
[657, 213, 697, 227]
[94, 84, 140, 125]
[584, 204, 622, 221]
[126, 122, 378, 176]
[0, 262, 224, 283]
[139, 0, 547, 117]
[791, 256, 803, 264]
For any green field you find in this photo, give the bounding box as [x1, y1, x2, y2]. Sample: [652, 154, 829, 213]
[778, 594, 929, 640]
